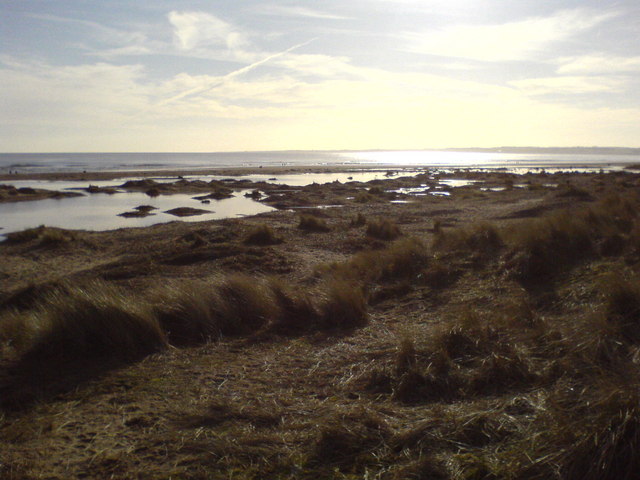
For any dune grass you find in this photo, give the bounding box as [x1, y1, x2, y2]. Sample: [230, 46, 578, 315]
[321, 236, 429, 284]
[4, 225, 78, 246]
[243, 224, 282, 246]
[298, 214, 330, 232]
[0, 270, 370, 408]
[366, 218, 401, 240]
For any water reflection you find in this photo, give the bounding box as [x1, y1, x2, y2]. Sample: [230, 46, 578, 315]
[0, 190, 274, 236]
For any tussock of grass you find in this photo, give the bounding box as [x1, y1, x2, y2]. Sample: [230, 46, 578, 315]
[151, 281, 223, 346]
[317, 279, 368, 329]
[264, 277, 316, 334]
[322, 236, 429, 283]
[18, 283, 167, 366]
[4, 226, 77, 246]
[366, 218, 401, 240]
[354, 191, 374, 203]
[309, 410, 391, 471]
[243, 224, 282, 246]
[502, 194, 640, 282]
[298, 214, 330, 232]
[213, 274, 280, 336]
[433, 222, 502, 255]
[152, 275, 281, 341]
[350, 212, 367, 227]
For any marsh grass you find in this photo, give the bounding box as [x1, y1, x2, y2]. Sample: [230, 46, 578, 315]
[433, 222, 502, 256]
[317, 279, 368, 329]
[322, 236, 429, 284]
[151, 281, 223, 346]
[504, 194, 640, 282]
[243, 224, 282, 246]
[18, 283, 167, 366]
[1, 271, 371, 405]
[309, 409, 391, 472]
[366, 218, 401, 240]
[4, 226, 77, 246]
[298, 214, 330, 232]
[353, 270, 640, 479]
[350, 213, 367, 227]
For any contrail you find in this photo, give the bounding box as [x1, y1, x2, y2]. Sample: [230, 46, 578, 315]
[155, 38, 317, 108]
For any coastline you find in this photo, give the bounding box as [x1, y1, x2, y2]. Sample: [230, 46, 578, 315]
[0, 164, 403, 182]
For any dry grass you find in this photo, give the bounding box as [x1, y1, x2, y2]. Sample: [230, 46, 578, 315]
[317, 279, 368, 329]
[243, 224, 282, 245]
[366, 218, 402, 240]
[4, 226, 77, 246]
[433, 222, 502, 256]
[16, 283, 166, 366]
[298, 214, 330, 232]
[350, 212, 367, 227]
[5, 180, 640, 478]
[322, 236, 429, 283]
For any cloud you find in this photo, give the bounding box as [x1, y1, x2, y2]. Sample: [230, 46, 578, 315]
[0, 56, 150, 127]
[168, 11, 248, 53]
[509, 76, 625, 96]
[402, 8, 619, 62]
[152, 38, 317, 109]
[28, 13, 150, 52]
[253, 5, 349, 20]
[558, 55, 640, 74]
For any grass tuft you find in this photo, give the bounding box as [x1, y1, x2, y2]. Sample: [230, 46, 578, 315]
[317, 279, 368, 329]
[4, 226, 77, 246]
[298, 214, 330, 232]
[366, 218, 402, 240]
[243, 224, 283, 246]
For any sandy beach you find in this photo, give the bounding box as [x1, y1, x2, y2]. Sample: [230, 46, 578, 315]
[2, 166, 640, 479]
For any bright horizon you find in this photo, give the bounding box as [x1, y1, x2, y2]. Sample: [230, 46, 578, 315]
[2, 1, 640, 153]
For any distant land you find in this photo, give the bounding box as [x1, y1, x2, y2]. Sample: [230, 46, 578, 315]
[443, 146, 640, 155]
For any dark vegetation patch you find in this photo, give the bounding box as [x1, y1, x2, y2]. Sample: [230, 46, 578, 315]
[0, 273, 368, 409]
[3, 226, 79, 247]
[243, 224, 283, 246]
[164, 207, 212, 217]
[298, 214, 330, 232]
[366, 218, 402, 240]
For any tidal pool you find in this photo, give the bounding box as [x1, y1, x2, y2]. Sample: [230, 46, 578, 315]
[0, 190, 275, 237]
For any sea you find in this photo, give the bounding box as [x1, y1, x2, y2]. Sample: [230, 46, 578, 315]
[1, 149, 640, 236]
[2, 150, 640, 174]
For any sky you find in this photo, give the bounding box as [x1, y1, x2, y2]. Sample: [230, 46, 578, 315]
[1, 0, 640, 152]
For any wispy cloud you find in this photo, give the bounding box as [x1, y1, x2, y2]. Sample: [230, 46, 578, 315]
[509, 76, 625, 96]
[28, 13, 151, 53]
[253, 5, 349, 20]
[558, 54, 640, 74]
[402, 9, 619, 62]
[153, 38, 317, 108]
[168, 11, 248, 53]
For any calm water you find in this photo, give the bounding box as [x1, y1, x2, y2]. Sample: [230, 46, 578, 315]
[1, 149, 639, 237]
[0, 189, 275, 236]
[2, 150, 640, 174]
